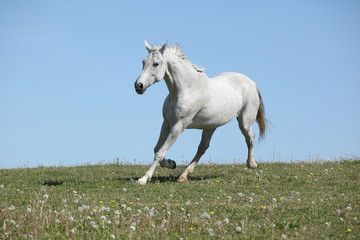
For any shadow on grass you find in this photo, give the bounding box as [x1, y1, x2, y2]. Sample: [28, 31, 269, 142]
[115, 174, 222, 183]
[42, 174, 223, 186]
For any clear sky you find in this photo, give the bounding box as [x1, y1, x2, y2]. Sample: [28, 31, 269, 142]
[1, 1, 359, 169]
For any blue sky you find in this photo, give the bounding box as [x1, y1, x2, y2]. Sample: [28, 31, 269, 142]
[1, 1, 359, 168]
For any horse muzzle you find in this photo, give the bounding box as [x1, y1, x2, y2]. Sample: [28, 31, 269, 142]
[135, 82, 145, 94]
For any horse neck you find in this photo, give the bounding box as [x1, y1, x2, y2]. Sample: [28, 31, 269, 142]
[163, 53, 207, 96]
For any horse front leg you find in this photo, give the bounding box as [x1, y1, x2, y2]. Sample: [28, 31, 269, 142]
[137, 122, 185, 185]
[154, 121, 177, 170]
[177, 128, 216, 182]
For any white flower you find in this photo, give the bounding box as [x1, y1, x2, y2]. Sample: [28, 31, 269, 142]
[215, 220, 222, 226]
[237, 193, 244, 197]
[43, 194, 49, 199]
[0, 184, 4, 188]
[111, 234, 115, 239]
[346, 206, 352, 211]
[186, 200, 191, 206]
[27, 207, 32, 213]
[8, 205, 15, 211]
[114, 210, 121, 215]
[100, 216, 107, 221]
[144, 206, 149, 211]
[236, 226, 242, 232]
[130, 225, 136, 231]
[281, 234, 287, 239]
[70, 227, 77, 234]
[325, 222, 331, 227]
[123, 188, 127, 192]
[208, 228, 214, 236]
[223, 218, 229, 224]
[126, 207, 132, 211]
[200, 213, 210, 219]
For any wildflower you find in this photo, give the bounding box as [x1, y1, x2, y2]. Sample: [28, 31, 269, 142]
[307, 175, 311, 178]
[256, 185, 259, 188]
[346, 206, 352, 211]
[348, 228, 351, 232]
[281, 234, 287, 239]
[238, 193, 244, 197]
[261, 196, 264, 198]
[216, 180, 220, 183]
[126, 207, 132, 211]
[70, 227, 77, 234]
[235, 226, 242, 232]
[100, 216, 107, 221]
[215, 220, 222, 226]
[200, 213, 210, 219]
[8, 205, 15, 211]
[123, 188, 127, 192]
[208, 228, 214, 236]
[210, 211, 214, 215]
[189, 227, 194, 231]
[99, 201, 103, 204]
[262, 206, 267, 209]
[280, 197, 284, 200]
[111, 234, 116, 239]
[129, 202, 133, 205]
[0, 184, 4, 188]
[186, 200, 191, 206]
[223, 218, 229, 224]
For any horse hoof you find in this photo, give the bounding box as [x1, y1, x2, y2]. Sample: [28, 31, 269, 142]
[171, 161, 177, 169]
[176, 176, 187, 183]
[247, 161, 259, 169]
[136, 179, 147, 185]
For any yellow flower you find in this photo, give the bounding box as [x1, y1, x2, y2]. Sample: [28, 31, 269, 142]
[307, 175, 311, 178]
[262, 206, 267, 209]
[210, 211, 214, 215]
[348, 228, 351, 232]
[223, 193, 227, 196]
[216, 180, 220, 183]
[353, 181, 357, 184]
[190, 227, 194, 231]
[176, 202, 180, 206]
[111, 200, 115, 203]
[129, 202, 133, 205]
[256, 185, 259, 188]
[161, 205, 165, 208]
[261, 196, 264, 198]
[99, 201, 103, 204]
[280, 197, 284, 200]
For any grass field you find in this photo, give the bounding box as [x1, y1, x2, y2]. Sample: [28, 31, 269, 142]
[1, 159, 359, 239]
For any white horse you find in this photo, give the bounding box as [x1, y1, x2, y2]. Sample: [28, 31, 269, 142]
[134, 41, 267, 185]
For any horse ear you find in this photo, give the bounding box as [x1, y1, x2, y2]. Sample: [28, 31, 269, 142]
[159, 41, 168, 55]
[144, 40, 152, 52]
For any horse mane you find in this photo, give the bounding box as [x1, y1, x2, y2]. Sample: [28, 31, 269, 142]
[154, 44, 206, 73]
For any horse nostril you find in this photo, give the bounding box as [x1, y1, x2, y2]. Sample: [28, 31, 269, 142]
[139, 83, 143, 89]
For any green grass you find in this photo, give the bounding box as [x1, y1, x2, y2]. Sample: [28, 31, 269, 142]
[1, 159, 359, 239]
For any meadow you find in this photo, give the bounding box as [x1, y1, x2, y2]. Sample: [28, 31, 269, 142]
[1, 158, 359, 239]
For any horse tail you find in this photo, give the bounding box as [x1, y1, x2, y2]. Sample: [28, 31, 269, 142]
[256, 86, 268, 139]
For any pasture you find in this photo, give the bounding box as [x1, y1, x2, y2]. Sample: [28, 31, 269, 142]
[1, 159, 359, 239]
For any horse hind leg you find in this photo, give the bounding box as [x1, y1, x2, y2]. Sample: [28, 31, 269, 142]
[177, 128, 216, 182]
[237, 112, 259, 169]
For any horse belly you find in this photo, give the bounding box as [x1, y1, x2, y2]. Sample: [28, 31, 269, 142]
[186, 95, 242, 129]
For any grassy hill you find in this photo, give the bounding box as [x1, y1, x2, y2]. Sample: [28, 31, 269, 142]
[1, 159, 359, 239]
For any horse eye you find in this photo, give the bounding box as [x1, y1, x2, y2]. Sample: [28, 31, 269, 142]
[153, 63, 159, 67]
